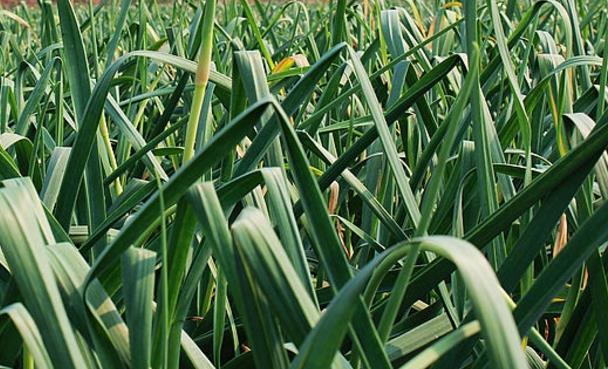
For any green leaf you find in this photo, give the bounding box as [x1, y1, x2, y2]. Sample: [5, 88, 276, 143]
[0, 178, 87, 369]
[122, 247, 156, 369]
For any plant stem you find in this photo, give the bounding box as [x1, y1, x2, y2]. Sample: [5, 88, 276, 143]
[183, 0, 216, 164]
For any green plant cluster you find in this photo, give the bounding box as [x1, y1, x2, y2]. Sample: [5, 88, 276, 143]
[0, 0, 606, 368]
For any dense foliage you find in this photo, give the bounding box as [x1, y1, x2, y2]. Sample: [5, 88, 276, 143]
[0, 0, 607, 368]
